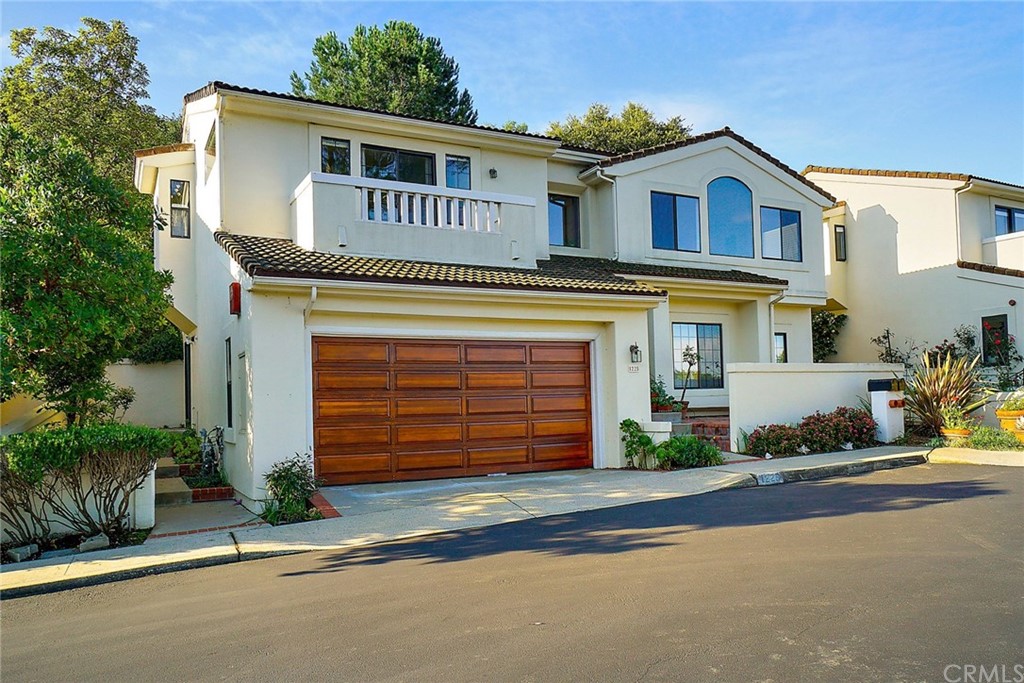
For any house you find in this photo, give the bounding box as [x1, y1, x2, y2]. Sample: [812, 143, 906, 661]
[804, 167, 1024, 375]
[134, 81, 835, 500]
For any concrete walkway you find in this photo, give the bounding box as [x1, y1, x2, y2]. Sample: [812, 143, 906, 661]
[0, 445, 958, 598]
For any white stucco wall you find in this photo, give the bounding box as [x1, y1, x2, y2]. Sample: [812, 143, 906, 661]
[727, 362, 905, 452]
[106, 361, 185, 428]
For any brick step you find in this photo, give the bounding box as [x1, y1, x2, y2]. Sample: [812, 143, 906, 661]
[156, 477, 192, 507]
[155, 457, 200, 479]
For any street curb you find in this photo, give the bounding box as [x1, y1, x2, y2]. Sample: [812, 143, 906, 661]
[1, 552, 240, 600]
[0, 451, 927, 599]
[752, 455, 928, 486]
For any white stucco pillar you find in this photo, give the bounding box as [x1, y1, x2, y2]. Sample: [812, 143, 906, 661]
[648, 299, 674, 390]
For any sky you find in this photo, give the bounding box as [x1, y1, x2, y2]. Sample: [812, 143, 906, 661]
[4, 1, 1023, 183]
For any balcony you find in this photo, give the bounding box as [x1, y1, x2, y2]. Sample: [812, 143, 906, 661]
[290, 172, 538, 268]
[981, 231, 1024, 271]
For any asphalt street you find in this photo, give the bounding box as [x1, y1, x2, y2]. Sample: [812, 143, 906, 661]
[2, 463, 1021, 682]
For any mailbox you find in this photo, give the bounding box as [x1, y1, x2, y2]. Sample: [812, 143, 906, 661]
[868, 377, 905, 443]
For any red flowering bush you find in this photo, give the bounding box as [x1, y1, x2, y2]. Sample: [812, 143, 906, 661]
[745, 406, 878, 457]
[747, 424, 802, 457]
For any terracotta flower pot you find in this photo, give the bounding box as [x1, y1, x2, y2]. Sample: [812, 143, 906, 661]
[995, 409, 1024, 431]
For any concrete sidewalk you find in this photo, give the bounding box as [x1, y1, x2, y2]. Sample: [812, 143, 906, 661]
[0, 446, 934, 597]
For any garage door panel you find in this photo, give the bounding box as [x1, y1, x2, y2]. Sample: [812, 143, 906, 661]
[397, 450, 463, 471]
[465, 344, 527, 364]
[396, 424, 462, 444]
[395, 397, 462, 417]
[465, 371, 527, 389]
[531, 370, 588, 389]
[468, 446, 529, 466]
[316, 370, 390, 391]
[316, 398, 390, 419]
[533, 442, 591, 462]
[396, 372, 462, 390]
[531, 394, 588, 413]
[530, 345, 587, 364]
[466, 421, 529, 441]
[312, 337, 592, 484]
[466, 396, 528, 415]
[315, 341, 389, 364]
[317, 425, 390, 447]
[317, 454, 391, 474]
[394, 343, 461, 364]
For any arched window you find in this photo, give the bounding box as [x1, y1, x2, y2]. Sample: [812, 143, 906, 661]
[708, 177, 754, 258]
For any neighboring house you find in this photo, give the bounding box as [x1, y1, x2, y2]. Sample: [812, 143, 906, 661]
[805, 167, 1024, 372]
[134, 81, 834, 499]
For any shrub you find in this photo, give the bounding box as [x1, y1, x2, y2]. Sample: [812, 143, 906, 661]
[0, 424, 171, 544]
[811, 310, 848, 362]
[654, 435, 723, 469]
[906, 353, 989, 435]
[261, 453, 323, 525]
[960, 426, 1024, 452]
[620, 418, 656, 469]
[799, 406, 878, 452]
[938, 405, 974, 431]
[747, 424, 802, 457]
[170, 427, 201, 464]
[1001, 392, 1024, 412]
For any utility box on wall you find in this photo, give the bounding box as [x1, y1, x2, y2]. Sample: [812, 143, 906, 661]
[868, 378, 906, 443]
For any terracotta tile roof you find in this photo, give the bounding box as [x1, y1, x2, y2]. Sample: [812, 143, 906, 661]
[803, 166, 1024, 192]
[215, 233, 664, 296]
[549, 255, 789, 288]
[184, 82, 565, 146]
[957, 260, 1024, 279]
[135, 143, 194, 158]
[591, 128, 836, 204]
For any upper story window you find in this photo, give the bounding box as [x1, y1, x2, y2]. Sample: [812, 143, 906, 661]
[651, 191, 700, 253]
[834, 225, 847, 261]
[169, 180, 190, 239]
[446, 155, 471, 190]
[995, 206, 1023, 236]
[760, 207, 802, 261]
[708, 177, 753, 258]
[321, 137, 350, 175]
[549, 194, 581, 248]
[362, 145, 435, 185]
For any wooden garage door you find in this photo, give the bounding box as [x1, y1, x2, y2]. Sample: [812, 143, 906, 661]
[312, 337, 593, 484]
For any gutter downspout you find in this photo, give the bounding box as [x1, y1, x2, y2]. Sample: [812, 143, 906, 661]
[594, 168, 619, 261]
[953, 180, 974, 263]
[767, 291, 786, 362]
[303, 286, 318, 321]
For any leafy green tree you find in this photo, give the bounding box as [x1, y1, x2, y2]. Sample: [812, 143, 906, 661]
[546, 102, 691, 154]
[0, 125, 173, 423]
[0, 18, 180, 188]
[501, 120, 529, 133]
[291, 21, 478, 125]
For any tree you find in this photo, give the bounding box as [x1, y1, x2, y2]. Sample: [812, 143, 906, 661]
[501, 120, 529, 133]
[546, 102, 691, 154]
[0, 125, 173, 423]
[290, 21, 478, 125]
[0, 18, 180, 188]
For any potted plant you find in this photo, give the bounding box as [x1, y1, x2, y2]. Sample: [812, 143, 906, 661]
[995, 392, 1024, 431]
[675, 346, 700, 415]
[939, 405, 974, 439]
[650, 376, 674, 413]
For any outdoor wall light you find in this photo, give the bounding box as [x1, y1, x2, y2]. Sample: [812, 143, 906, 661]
[629, 343, 642, 363]
[488, 167, 498, 179]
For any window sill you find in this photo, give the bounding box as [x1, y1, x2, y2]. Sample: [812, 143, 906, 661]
[982, 232, 1022, 244]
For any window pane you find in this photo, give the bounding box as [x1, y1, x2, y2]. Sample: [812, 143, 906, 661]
[446, 155, 470, 190]
[1013, 209, 1024, 234]
[548, 195, 580, 248]
[760, 207, 782, 259]
[981, 314, 1010, 365]
[676, 195, 700, 252]
[170, 208, 189, 238]
[835, 225, 847, 261]
[362, 146, 397, 180]
[708, 177, 754, 257]
[397, 150, 435, 185]
[995, 207, 1010, 236]
[169, 179, 188, 206]
[321, 138, 350, 175]
[651, 192, 675, 250]
[774, 333, 788, 363]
